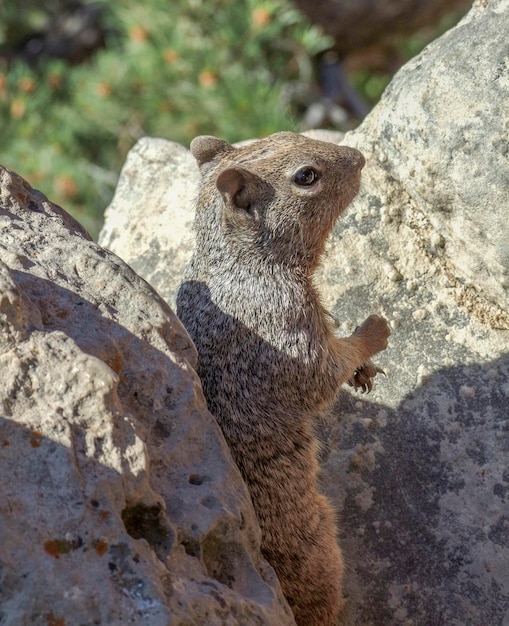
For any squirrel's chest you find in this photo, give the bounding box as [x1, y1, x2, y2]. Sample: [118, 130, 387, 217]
[205, 284, 328, 366]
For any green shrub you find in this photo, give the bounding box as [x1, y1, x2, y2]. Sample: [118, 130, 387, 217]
[0, 0, 332, 237]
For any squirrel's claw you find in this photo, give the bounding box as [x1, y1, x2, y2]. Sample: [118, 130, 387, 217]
[348, 359, 385, 394]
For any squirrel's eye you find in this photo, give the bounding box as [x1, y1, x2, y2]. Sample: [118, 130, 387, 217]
[293, 167, 319, 187]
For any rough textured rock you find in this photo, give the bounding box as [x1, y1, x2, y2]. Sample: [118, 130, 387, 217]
[99, 137, 198, 309]
[99, 1, 509, 624]
[315, 2, 509, 622]
[0, 166, 295, 625]
[346, 0, 509, 321]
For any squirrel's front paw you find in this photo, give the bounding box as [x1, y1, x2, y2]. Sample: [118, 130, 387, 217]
[354, 314, 390, 355]
[348, 359, 385, 393]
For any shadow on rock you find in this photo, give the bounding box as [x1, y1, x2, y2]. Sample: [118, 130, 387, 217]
[319, 354, 509, 626]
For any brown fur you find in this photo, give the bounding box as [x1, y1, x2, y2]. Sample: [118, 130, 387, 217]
[176, 132, 390, 625]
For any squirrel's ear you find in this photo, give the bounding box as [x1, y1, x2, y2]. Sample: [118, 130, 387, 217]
[216, 167, 256, 213]
[190, 136, 233, 170]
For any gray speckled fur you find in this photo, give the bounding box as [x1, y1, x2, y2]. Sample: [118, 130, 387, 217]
[177, 132, 390, 626]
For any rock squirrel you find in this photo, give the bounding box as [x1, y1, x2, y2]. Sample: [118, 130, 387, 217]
[176, 131, 390, 625]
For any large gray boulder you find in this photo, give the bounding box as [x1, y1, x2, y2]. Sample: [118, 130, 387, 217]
[99, 138, 198, 310]
[0, 166, 294, 625]
[100, 0, 509, 624]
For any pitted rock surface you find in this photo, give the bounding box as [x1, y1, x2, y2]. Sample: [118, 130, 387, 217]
[0, 165, 294, 625]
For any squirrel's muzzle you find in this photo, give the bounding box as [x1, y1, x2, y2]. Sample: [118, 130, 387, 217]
[339, 146, 365, 171]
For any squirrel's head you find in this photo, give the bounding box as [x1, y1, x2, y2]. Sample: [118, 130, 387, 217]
[190, 132, 365, 272]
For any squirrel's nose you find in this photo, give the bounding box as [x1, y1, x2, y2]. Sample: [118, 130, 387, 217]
[346, 147, 365, 170]
[336, 146, 365, 171]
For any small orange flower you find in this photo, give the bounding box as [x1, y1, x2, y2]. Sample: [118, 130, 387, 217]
[18, 76, 37, 94]
[97, 81, 112, 98]
[199, 70, 217, 88]
[55, 175, 78, 199]
[10, 98, 26, 119]
[47, 73, 63, 91]
[163, 49, 179, 63]
[252, 7, 272, 27]
[129, 25, 148, 42]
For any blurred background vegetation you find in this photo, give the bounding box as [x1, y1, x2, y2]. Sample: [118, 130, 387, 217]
[0, 0, 467, 238]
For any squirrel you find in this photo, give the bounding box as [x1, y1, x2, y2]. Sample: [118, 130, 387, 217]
[176, 131, 390, 626]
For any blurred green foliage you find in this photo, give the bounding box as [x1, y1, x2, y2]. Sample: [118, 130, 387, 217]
[0, 1, 464, 238]
[0, 0, 333, 237]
